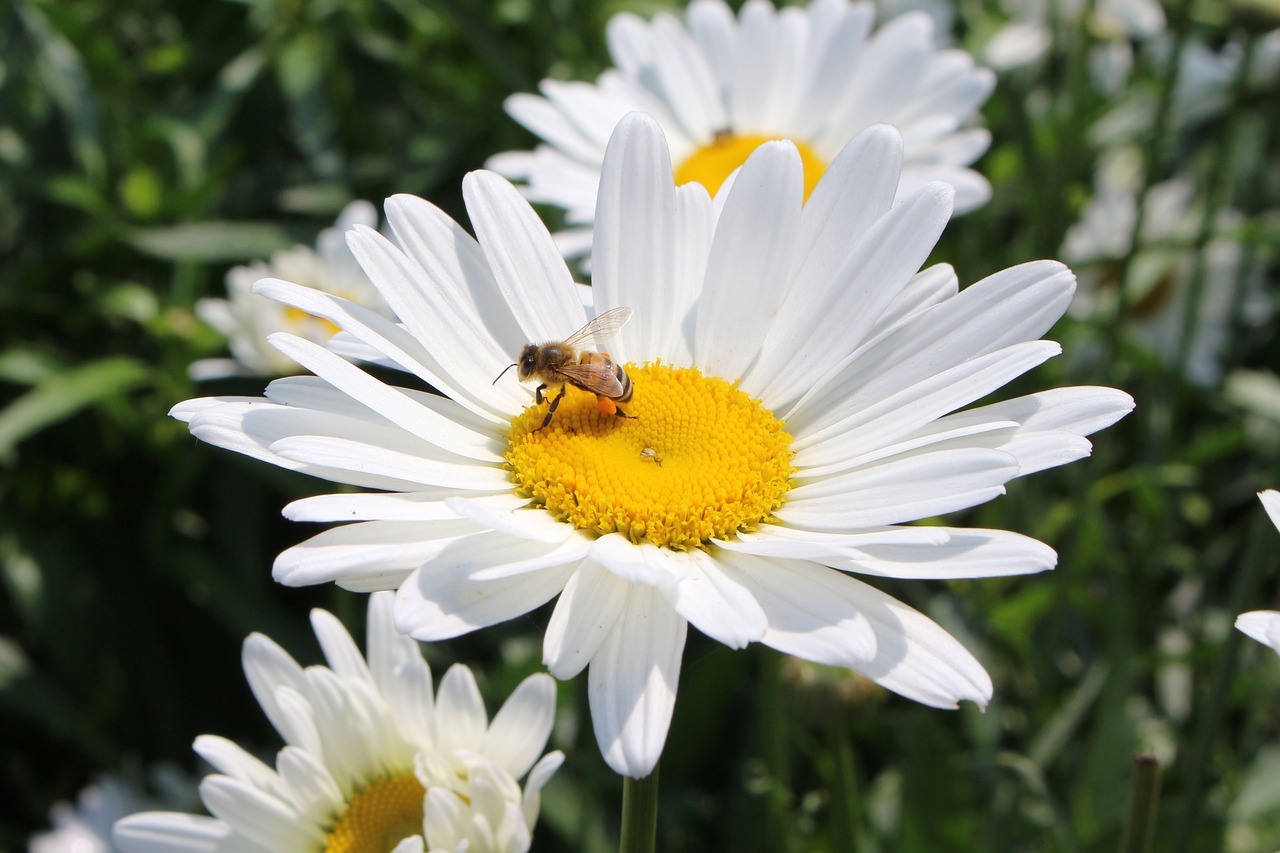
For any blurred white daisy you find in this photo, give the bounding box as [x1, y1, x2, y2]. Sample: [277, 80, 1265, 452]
[173, 114, 1132, 778]
[1062, 146, 1263, 387]
[1091, 28, 1280, 145]
[191, 201, 394, 380]
[112, 592, 562, 853]
[30, 767, 196, 853]
[1237, 490, 1280, 654]
[982, 0, 1164, 86]
[489, 0, 994, 263]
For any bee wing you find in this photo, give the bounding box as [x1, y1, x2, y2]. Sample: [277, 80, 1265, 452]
[562, 306, 633, 351]
[558, 361, 624, 397]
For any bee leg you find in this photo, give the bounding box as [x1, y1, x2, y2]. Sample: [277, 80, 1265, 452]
[534, 383, 548, 405]
[614, 405, 637, 420]
[534, 385, 567, 432]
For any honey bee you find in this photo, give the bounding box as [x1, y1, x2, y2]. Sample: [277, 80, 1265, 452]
[493, 306, 636, 431]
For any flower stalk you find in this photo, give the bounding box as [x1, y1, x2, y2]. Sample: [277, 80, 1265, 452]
[1119, 754, 1162, 853]
[620, 766, 660, 853]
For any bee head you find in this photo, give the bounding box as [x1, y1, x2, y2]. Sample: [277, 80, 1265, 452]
[517, 345, 540, 380]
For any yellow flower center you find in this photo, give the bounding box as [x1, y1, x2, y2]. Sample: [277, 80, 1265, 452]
[286, 305, 342, 337]
[325, 774, 426, 853]
[674, 132, 827, 200]
[506, 363, 794, 550]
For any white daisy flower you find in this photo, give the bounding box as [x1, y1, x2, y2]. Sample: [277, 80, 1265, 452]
[191, 200, 393, 380]
[30, 767, 196, 853]
[1237, 490, 1280, 654]
[112, 592, 562, 853]
[172, 114, 1132, 778]
[488, 0, 994, 264]
[1062, 146, 1262, 387]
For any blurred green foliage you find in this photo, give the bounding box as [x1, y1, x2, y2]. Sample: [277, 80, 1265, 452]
[1, 0, 1279, 851]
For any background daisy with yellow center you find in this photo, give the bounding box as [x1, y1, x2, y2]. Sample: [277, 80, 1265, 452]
[488, 0, 995, 262]
[172, 113, 1131, 778]
[112, 593, 563, 853]
[191, 200, 394, 380]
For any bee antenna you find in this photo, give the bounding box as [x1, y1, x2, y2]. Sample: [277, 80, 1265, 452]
[492, 363, 518, 385]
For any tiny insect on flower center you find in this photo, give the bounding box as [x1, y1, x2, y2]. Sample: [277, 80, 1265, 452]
[324, 774, 426, 853]
[674, 132, 827, 200]
[507, 363, 794, 550]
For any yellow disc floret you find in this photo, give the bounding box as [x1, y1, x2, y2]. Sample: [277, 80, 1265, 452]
[507, 363, 794, 551]
[674, 132, 827, 200]
[325, 774, 426, 853]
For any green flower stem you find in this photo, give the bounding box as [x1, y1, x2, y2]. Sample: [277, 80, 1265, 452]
[830, 714, 861, 852]
[1119, 754, 1162, 853]
[762, 652, 793, 849]
[619, 766, 660, 853]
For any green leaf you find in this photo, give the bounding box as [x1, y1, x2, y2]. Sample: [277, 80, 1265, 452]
[16, 1, 106, 184]
[0, 356, 150, 461]
[124, 221, 294, 261]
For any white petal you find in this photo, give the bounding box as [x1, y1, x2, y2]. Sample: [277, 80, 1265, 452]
[588, 586, 687, 777]
[435, 664, 488, 755]
[880, 263, 959, 329]
[192, 736, 280, 802]
[646, 14, 727, 140]
[790, 125, 904, 313]
[754, 182, 956, 406]
[660, 546, 768, 649]
[382, 192, 528, 370]
[932, 387, 1136, 475]
[503, 93, 602, 164]
[462, 171, 586, 343]
[778, 447, 1019, 529]
[199, 776, 324, 849]
[591, 112, 680, 364]
[786, 260, 1076, 433]
[264, 332, 504, 463]
[482, 673, 557, 779]
[687, 0, 738, 93]
[255, 270, 515, 423]
[716, 524, 951, 561]
[389, 836, 425, 853]
[589, 534, 685, 588]
[308, 608, 368, 683]
[817, 13, 932, 151]
[395, 558, 576, 642]
[183, 399, 450, 492]
[113, 813, 239, 853]
[522, 751, 566, 830]
[1237, 610, 1280, 652]
[283, 491, 525, 523]
[274, 746, 344, 824]
[825, 527, 1058, 579]
[544, 561, 629, 680]
[437, 528, 593, 583]
[1262, 490, 1280, 532]
[239, 634, 305, 743]
[443, 498, 574, 545]
[269, 435, 511, 491]
[791, 340, 1061, 469]
[423, 788, 468, 850]
[272, 520, 480, 591]
[694, 141, 803, 380]
[963, 386, 1137, 437]
[732, 555, 992, 707]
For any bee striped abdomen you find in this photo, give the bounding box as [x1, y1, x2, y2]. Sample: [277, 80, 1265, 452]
[611, 359, 633, 403]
